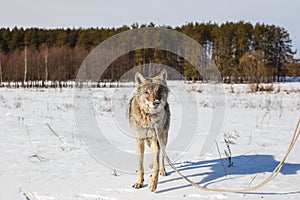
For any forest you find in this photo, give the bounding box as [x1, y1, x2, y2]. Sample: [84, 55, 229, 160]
[0, 21, 299, 86]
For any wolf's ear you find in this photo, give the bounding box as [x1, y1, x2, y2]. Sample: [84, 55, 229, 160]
[135, 72, 145, 85]
[155, 69, 167, 82]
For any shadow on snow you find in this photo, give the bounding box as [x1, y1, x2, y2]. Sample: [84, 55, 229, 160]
[156, 154, 300, 194]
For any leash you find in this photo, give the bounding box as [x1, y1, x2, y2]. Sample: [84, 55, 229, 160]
[157, 118, 300, 193]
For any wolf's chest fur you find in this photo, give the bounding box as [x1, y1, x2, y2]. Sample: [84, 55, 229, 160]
[129, 98, 169, 139]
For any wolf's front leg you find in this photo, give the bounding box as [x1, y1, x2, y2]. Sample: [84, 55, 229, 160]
[149, 138, 159, 192]
[133, 139, 144, 189]
[159, 135, 168, 176]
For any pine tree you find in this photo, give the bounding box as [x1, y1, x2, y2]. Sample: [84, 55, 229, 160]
[9, 27, 24, 51]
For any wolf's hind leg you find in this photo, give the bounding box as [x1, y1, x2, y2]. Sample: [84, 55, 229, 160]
[159, 149, 167, 176]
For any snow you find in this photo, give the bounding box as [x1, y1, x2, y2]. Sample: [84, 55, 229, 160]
[0, 82, 299, 200]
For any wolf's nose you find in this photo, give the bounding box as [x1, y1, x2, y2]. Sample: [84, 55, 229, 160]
[153, 100, 160, 106]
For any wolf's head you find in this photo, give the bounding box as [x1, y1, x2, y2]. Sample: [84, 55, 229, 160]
[134, 69, 169, 114]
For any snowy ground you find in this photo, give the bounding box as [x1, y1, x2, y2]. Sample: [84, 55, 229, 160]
[0, 82, 299, 200]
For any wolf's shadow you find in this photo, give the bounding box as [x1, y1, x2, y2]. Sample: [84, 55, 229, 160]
[156, 154, 300, 194]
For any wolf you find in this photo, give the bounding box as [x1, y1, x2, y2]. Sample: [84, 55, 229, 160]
[129, 69, 170, 192]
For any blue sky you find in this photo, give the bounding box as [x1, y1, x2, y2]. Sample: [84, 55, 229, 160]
[1, 0, 299, 57]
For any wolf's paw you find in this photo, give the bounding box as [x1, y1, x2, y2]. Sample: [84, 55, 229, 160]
[132, 181, 143, 189]
[149, 174, 158, 192]
[159, 168, 167, 176]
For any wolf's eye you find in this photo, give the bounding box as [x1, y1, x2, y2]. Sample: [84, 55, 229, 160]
[144, 91, 149, 96]
[157, 88, 163, 99]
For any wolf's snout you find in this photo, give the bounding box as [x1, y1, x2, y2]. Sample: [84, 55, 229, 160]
[153, 100, 160, 106]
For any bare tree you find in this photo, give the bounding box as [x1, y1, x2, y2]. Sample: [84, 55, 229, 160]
[0, 52, 3, 86]
[0, 58, 2, 86]
[24, 46, 28, 84]
[44, 46, 49, 83]
[240, 50, 267, 82]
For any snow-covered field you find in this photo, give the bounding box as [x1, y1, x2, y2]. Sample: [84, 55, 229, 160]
[0, 82, 299, 200]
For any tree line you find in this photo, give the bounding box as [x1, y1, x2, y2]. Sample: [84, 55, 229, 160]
[0, 21, 299, 85]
